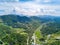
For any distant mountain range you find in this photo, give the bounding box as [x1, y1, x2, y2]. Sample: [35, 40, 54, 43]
[0, 14, 60, 27]
[0, 14, 60, 23]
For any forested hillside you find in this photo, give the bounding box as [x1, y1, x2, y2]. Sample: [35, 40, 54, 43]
[0, 14, 60, 45]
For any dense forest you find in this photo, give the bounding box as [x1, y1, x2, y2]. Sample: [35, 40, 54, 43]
[0, 14, 60, 45]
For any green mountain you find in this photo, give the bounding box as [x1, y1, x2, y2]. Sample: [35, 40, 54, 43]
[0, 14, 60, 45]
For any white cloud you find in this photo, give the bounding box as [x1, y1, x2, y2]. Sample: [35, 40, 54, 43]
[0, 2, 60, 16]
[13, 2, 60, 16]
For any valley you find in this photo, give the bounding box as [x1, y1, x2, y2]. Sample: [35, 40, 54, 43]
[0, 14, 60, 45]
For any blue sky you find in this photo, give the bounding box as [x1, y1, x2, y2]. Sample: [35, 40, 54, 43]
[20, 0, 60, 4]
[0, 0, 60, 16]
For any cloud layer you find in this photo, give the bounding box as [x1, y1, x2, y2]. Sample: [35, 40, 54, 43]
[0, 0, 60, 16]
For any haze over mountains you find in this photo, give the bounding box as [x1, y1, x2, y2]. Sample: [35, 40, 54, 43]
[0, 13, 60, 45]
